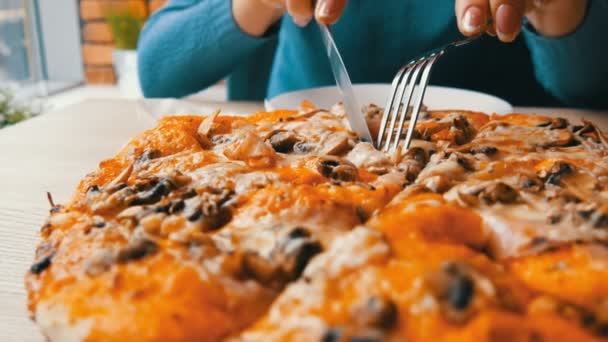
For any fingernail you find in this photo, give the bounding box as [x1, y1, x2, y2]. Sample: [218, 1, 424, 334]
[463, 6, 483, 34]
[496, 3, 520, 40]
[293, 15, 311, 27]
[316, 0, 331, 18]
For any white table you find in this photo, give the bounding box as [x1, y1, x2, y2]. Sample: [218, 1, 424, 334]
[0, 99, 606, 342]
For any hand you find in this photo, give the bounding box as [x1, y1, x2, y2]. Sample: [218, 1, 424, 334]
[233, 0, 347, 37]
[455, 0, 589, 42]
[258, 0, 348, 25]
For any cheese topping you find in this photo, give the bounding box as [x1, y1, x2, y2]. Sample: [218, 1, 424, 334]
[26, 106, 608, 341]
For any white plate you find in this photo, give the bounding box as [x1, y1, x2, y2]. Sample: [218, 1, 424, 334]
[265, 84, 513, 114]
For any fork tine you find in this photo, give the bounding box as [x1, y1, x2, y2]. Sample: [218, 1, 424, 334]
[401, 54, 439, 151]
[379, 35, 479, 153]
[390, 59, 427, 152]
[377, 66, 407, 149]
[382, 66, 415, 152]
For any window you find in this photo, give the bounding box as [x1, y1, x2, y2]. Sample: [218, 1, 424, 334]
[0, 0, 33, 83]
[0, 0, 84, 98]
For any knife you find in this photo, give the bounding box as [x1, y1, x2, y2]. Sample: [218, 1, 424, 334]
[319, 24, 373, 143]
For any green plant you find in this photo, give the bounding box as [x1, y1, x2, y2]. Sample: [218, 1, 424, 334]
[105, 11, 145, 50]
[0, 88, 39, 129]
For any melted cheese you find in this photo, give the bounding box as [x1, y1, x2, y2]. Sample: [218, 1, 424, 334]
[26, 107, 608, 341]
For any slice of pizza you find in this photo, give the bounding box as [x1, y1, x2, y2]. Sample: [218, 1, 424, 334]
[26, 104, 608, 341]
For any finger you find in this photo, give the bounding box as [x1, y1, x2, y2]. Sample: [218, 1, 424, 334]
[315, 0, 348, 25]
[455, 0, 490, 36]
[286, 0, 314, 27]
[260, 0, 285, 10]
[489, 0, 525, 42]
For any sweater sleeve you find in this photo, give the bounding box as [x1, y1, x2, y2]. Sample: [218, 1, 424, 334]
[137, 0, 276, 98]
[522, 0, 608, 109]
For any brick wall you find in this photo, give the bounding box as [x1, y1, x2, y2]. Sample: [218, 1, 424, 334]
[79, 0, 167, 84]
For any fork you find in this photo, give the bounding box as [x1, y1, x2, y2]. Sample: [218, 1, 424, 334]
[376, 36, 480, 153]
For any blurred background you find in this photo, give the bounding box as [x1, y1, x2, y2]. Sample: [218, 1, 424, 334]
[0, 0, 224, 127]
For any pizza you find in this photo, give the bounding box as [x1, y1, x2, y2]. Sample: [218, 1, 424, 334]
[25, 102, 608, 341]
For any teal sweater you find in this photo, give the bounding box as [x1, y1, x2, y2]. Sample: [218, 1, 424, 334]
[138, 0, 608, 109]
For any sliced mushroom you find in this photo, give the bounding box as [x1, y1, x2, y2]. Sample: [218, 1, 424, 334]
[30, 252, 54, 274]
[424, 261, 482, 324]
[572, 124, 589, 133]
[183, 189, 234, 232]
[266, 130, 300, 153]
[578, 203, 608, 228]
[317, 156, 359, 182]
[399, 161, 424, 184]
[590, 209, 608, 228]
[408, 139, 437, 156]
[320, 133, 353, 156]
[92, 216, 106, 228]
[538, 117, 569, 129]
[581, 119, 608, 148]
[136, 149, 161, 166]
[351, 296, 398, 329]
[286, 226, 311, 239]
[470, 145, 498, 156]
[479, 182, 518, 204]
[432, 114, 477, 145]
[240, 227, 323, 288]
[293, 140, 317, 154]
[540, 129, 577, 148]
[86, 185, 101, 194]
[452, 181, 518, 207]
[447, 273, 475, 311]
[128, 179, 174, 206]
[169, 199, 185, 214]
[538, 162, 575, 186]
[398, 147, 430, 183]
[277, 232, 323, 281]
[404, 147, 429, 164]
[201, 205, 232, 232]
[116, 238, 158, 263]
[447, 152, 476, 171]
[519, 176, 544, 192]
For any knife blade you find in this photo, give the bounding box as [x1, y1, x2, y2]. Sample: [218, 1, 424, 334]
[319, 24, 373, 143]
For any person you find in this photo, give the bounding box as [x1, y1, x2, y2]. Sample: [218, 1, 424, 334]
[138, 0, 607, 109]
